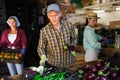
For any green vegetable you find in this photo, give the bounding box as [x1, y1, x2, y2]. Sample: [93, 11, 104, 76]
[71, 51, 76, 56]
[115, 65, 119, 71]
[78, 69, 83, 75]
[105, 62, 110, 67]
[98, 70, 109, 76]
[33, 71, 66, 80]
[78, 74, 83, 79]
[33, 74, 41, 80]
[64, 45, 68, 50]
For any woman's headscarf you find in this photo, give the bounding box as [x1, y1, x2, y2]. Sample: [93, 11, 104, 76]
[7, 16, 21, 27]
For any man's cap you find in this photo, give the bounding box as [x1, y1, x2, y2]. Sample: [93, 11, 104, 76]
[47, 3, 60, 13]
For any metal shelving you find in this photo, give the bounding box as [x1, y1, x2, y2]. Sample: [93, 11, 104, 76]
[82, 1, 120, 10]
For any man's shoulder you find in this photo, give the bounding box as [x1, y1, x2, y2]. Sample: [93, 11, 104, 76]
[42, 23, 51, 29]
[61, 19, 71, 24]
[40, 23, 51, 32]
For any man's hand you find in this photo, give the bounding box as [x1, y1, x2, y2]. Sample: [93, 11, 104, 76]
[40, 54, 48, 66]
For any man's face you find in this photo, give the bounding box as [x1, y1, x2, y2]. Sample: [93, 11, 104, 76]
[47, 11, 61, 26]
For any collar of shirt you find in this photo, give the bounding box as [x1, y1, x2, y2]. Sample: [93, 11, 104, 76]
[48, 20, 65, 30]
[86, 25, 95, 32]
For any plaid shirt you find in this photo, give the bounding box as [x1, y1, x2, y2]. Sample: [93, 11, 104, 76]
[37, 20, 77, 67]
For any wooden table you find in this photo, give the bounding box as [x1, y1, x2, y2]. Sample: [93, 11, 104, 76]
[1, 75, 22, 80]
[101, 47, 120, 57]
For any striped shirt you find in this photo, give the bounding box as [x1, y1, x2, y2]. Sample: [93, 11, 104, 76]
[37, 20, 77, 67]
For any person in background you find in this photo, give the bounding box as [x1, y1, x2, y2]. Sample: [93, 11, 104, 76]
[83, 12, 111, 62]
[37, 3, 77, 67]
[0, 16, 27, 76]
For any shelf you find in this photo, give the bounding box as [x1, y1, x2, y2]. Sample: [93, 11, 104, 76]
[82, 1, 120, 10]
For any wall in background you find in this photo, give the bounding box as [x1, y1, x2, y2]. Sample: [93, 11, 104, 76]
[98, 10, 120, 26]
[67, 10, 120, 26]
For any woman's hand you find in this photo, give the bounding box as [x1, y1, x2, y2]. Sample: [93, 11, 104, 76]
[21, 48, 26, 55]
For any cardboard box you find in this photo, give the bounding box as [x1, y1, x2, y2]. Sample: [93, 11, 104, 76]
[110, 21, 120, 29]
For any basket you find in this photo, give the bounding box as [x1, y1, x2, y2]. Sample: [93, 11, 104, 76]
[0, 48, 22, 63]
[22, 68, 39, 80]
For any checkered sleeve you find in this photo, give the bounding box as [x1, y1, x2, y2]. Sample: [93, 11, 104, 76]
[69, 22, 78, 46]
[37, 29, 46, 58]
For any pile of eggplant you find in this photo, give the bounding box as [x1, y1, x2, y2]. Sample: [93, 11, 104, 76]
[77, 59, 120, 80]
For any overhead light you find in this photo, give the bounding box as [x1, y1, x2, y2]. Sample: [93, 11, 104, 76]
[93, 10, 105, 13]
[116, 7, 120, 11]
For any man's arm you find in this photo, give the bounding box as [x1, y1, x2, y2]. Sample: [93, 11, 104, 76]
[37, 29, 46, 57]
[37, 29, 48, 66]
[69, 22, 78, 46]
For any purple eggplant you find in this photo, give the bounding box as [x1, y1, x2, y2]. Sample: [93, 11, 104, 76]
[100, 66, 109, 74]
[99, 75, 110, 80]
[84, 73, 96, 80]
[109, 69, 118, 80]
[95, 62, 103, 69]
[91, 66, 99, 74]
[69, 45, 75, 51]
[94, 75, 101, 80]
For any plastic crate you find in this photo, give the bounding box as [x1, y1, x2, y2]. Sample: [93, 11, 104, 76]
[0, 48, 22, 63]
[22, 68, 39, 80]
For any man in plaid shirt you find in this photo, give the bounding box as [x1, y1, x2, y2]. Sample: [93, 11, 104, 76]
[37, 3, 77, 67]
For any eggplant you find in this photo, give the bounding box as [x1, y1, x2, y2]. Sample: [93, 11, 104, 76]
[99, 75, 109, 80]
[95, 62, 103, 69]
[91, 66, 99, 74]
[100, 66, 109, 74]
[109, 69, 118, 80]
[93, 75, 101, 80]
[84, 73, 96, 80]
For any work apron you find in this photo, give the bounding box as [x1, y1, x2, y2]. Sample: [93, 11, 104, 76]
[85, 50, 99, 62]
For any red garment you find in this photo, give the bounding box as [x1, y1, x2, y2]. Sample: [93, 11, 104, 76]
[0, 28, 27, 50]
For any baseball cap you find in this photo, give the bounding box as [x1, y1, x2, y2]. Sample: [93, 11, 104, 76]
[47, 3, 60, 13]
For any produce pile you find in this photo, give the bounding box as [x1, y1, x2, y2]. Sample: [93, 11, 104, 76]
[33, 67, 78, 80]
[0, 48, 22, 63]
[0, 52, 22, 63]
[64, 44, 76, 56]
[77, 60, 120, 80]
[23, 63, 79, 80]
[25, 60, 120, 80]
[22, 53, 120, 80]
